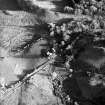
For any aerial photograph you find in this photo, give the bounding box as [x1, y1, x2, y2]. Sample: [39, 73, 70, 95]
[0, 0, 105, 105]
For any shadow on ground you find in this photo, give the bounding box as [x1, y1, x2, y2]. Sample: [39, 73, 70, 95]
[0, 0, 21, 10]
